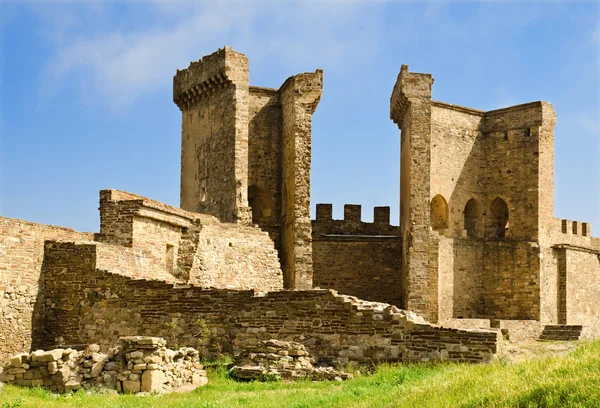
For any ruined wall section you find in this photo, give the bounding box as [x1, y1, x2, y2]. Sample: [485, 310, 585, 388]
[430, 102, 484, 236]
[390, 65, 436, 321]
[97, 189, 283, 290]
[40, 242, 500, 365]
[192, 222, 282, 291]
[312, 204, 402, 306]
[248, 87, 283, 246]
[280, 71, 323, 290]
[0, 217, 92, 363]
[175, 46, 251, 224]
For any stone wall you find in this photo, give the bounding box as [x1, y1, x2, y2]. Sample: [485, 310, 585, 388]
[97, 189, 283, 290]
[430, 102, 483, 236]
[39, 241, 500, 366]
[312, 204, 402, 306]
[436, 237, 540, 321]
[555, 245, 600, 337]
[248, 86, 283, 246]
[0, 217, 92, 364]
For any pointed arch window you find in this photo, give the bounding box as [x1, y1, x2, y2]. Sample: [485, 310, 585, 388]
[490, 197, 509, 238]
[464, 198, 483, 237]
[430, 194, 449, 230]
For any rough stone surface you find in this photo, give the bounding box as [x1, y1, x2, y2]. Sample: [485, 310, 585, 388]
[0, 337, 207, 394]
[231, 339, 352, 381]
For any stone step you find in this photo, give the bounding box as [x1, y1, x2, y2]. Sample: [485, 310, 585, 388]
[538, 325, 583, 341]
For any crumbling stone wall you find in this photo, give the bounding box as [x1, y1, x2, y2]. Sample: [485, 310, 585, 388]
[0, 217, 92, 364]
[39, 241, 500, 366]
[0, 337, 207, 394]
[312, 204, 402, 306]
[97, 189, 283, 290]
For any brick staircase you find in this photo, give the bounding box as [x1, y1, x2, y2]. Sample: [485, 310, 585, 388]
[538, 325, 583, 341]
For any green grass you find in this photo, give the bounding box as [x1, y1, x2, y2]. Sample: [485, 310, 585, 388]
[2, 340, 600, 408]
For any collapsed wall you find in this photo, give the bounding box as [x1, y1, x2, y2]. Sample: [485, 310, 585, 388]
[96, 189, 283, 291]
[0, 189, 283, 364]
[0, 217, 92, 364]
[39, 241, 500, 366]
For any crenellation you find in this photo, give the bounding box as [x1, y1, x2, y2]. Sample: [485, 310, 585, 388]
[343, 204, 361, 222]
[315, 203, 333, 221]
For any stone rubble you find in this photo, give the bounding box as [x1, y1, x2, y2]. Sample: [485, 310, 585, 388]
[230, 339, 352, 382]
[0, 336, 207, 394]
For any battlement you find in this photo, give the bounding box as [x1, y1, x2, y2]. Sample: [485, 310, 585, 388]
[312, 204, 400, 237]
[558, 218, 592, 237]
[173, 46, 248, 110]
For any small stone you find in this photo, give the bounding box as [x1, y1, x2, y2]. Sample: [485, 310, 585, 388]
[87, 344, 100, 353]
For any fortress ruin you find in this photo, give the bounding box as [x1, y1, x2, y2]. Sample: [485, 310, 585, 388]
[1, 46, 599, 366]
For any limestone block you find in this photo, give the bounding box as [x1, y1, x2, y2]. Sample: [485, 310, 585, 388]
[47, 362, 58, 374]
[191, 374, 208, 387]
[10, 353, 28, 368]
[37, 349, 64, 362]
[122, 380, 140, 394]
[141, 370, 165, 392]
[0, 374, 16, 382]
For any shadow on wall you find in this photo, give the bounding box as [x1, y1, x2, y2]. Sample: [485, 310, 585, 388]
[444, 126, 541, 321]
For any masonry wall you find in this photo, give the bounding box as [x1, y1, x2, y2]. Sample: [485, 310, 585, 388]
[436, 237, 540, 321]
[192, 222, 282, 291]
[0, 217, 91, 364]
[556, 246, 600, 337]
[39, 241, 500, 366]
[430, 103, 483, 235]
[313, 238, 402, 306]
[248, 87, 283, 246]
[480, 103, 552, 241]
[312, 204, 402, 306]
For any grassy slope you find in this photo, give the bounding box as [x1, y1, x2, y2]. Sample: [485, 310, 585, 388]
[1, 340, 600, 408]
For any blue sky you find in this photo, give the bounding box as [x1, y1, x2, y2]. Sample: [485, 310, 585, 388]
[0, 0, 598, 233]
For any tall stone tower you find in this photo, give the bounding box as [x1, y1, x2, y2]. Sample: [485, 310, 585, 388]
[173, 46, 252, 224]
[174, 47, 322, 289]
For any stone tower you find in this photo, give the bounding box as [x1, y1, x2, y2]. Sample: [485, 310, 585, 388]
[174, 47, 322, 289]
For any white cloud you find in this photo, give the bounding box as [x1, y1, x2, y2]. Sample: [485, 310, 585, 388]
[38, 0, 385, 110]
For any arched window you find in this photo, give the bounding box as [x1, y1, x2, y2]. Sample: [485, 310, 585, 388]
[430, 194, 449, 230]
[464, 198, 482, 237]
[489, 197, 509, 238]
